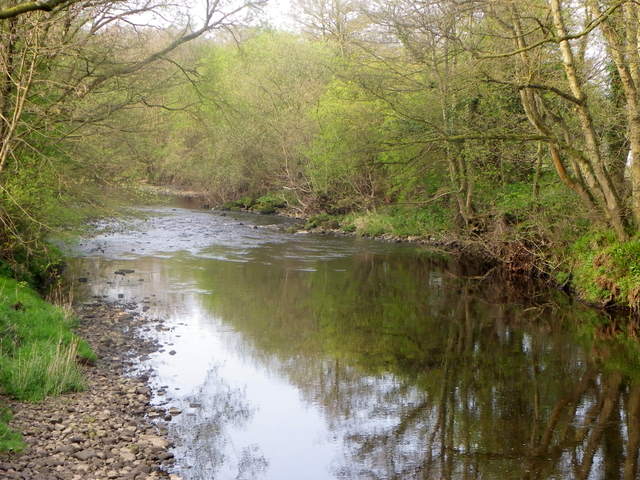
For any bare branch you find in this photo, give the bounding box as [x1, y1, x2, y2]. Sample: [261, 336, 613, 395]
[477, 0, 626, 59]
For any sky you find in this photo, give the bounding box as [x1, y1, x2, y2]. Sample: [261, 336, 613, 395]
[121, 0, 300, 35]
[261, 0, 298, 30]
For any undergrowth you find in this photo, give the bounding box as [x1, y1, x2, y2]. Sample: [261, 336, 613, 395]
[221, 192, 288, 214]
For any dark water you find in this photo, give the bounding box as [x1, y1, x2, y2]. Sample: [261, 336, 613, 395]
[68, 204, 640, 480]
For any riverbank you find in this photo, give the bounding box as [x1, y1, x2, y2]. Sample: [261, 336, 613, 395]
[218, 200, 494, 260]
[216, 198, 640, 313]
[0, 290, 180, 479]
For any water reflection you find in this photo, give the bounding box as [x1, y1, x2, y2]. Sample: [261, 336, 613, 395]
[70, 207, 640, 480]
[173, 367, 265, 480]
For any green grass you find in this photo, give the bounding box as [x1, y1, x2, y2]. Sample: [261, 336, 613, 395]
[253, 194, 287, 214]
[304, 213, 341, 230]
[0, 276, 95, 453]
[340, 205, 451, 238]
[569, 231, 640, 308]
[0, 408, 23, 453]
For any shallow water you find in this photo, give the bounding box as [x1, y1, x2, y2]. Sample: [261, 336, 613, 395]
[69, 204, 640, 480]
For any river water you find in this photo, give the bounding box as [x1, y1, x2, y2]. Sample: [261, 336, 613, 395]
[68, 203, 640, 480]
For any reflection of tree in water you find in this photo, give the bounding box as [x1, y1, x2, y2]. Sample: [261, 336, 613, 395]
[180, 248, 640, 480]
[236, 444, 269, 480]
[305, 290, 640, 480]
[170, 366, 268, 480]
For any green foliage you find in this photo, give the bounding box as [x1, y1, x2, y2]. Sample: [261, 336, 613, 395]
[306, 79, 389, 205]
[493, 182, 534, 218]
[0, 142, 143, 285]
[0, 276, 94, 402]
[220, 193, 287, 214]
[150, 31, 333, 202]
[0, 245, 63, 290]
[252, 194, 287, 214]
[569, 231, 640, 308]
[238, 196, 255, 209]
[221, 201, 246, 212]
[305, 213, 341, 230]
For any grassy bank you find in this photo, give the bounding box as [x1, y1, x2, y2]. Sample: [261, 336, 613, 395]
[0, 185, 159, 454]
[0, 276, 95, 452]
[303, 207, 451, 238]
[567, 232, 640, 310]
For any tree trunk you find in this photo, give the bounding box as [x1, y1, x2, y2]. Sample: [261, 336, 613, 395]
[550, 0, 628, 239]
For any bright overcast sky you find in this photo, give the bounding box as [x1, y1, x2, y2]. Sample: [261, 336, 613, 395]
[124, 0, 300, 32]
[262, 0, 298, 30]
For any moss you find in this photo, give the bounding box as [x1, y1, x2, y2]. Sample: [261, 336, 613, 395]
[254, 205, 277, 214]
[220, 201, 244, 211]
[220, 193, 287, 214]
[238, 196, 255, 209]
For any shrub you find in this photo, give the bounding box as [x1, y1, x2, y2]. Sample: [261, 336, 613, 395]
[252, 194, 286, 214]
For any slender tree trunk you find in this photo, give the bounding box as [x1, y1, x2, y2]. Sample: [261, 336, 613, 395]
[510, 4, 598, 214]
[532, 141, 543, 201]
[0, 19, 18, 152]
[550, 0, 628, 239]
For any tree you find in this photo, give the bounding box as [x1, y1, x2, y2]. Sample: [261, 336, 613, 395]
[0, 0, 264, 267]
[296, 0, 364, 55]
[0, 0, 265, 177]
[471, 0, 640, 239]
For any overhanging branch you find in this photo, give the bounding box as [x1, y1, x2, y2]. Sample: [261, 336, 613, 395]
[0, 0, 74, 19]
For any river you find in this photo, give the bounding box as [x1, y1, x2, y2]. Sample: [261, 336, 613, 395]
[67, 202, 640, 480]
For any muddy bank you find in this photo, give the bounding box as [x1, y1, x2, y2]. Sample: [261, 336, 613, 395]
[1, 300, 180, 480]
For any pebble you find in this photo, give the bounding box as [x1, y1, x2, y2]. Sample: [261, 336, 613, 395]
[2, 301, 176, 480]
